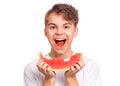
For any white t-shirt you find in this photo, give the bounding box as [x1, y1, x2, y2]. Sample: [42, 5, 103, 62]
[24, 54, 102, 86]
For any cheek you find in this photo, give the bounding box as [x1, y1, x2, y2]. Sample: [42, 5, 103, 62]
[46, 31, 54, 39]
[71, 30, 78, 37]
[67, 31, 76, 37]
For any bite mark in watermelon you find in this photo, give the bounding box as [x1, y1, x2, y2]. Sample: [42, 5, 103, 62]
[39, 53, 82, 72]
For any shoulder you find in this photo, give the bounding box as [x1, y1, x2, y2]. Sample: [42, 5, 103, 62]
[81, 57, 102, 85]
[24, 59, 39, 73]
[83, 57, 100, 72]
[24, 53, 50, 73]
[84, 57, 98, 66]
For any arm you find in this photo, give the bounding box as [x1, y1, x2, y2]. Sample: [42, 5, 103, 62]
[65, 75, 79, 86]
[43, 77, 55, 86]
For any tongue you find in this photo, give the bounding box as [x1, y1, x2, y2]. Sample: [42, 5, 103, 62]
[56, 41, 64, 47]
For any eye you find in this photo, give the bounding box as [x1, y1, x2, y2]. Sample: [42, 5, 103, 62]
[51, 26, 55, 29]
[49, 25, 56, 30]
[64, 25, 70, 29]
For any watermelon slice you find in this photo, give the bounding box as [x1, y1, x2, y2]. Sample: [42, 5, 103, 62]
[39, 53, 82, 72]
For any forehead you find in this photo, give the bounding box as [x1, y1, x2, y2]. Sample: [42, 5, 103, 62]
[46, 12, 73, 25]
[47, 12, 65, 20]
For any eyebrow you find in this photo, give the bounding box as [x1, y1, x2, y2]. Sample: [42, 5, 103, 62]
[47, 23, 56, 26]
[63, 23, 72, 26]
[47, 22, 72, 26]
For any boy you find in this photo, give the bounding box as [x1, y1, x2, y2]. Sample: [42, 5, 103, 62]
[24, 3, 102, 86]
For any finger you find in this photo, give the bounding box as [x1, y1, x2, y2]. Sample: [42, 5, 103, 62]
[70, 66, 75, 71]
[74, 64, 81, 70]
[36, 61, 44, 71]
[41, 63, 49, 74]
[46, 66, 55, 75]
[36, 58, 43, 67]
[39, 61, 44, 67]
[77, 58, 85, 67]
[46, 66, 51, 71]
[70, 62, 83, 73]
[42, 63, 49, 70]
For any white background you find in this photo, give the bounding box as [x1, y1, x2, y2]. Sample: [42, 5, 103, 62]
[0, 0, 120, 86]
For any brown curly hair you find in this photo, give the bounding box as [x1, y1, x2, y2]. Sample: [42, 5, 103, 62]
[45, 3, 79, 27]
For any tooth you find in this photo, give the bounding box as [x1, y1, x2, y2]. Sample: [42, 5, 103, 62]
[56, 39, 64, 40]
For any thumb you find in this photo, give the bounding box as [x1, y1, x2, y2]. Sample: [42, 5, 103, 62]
[38, 52, 43, 60]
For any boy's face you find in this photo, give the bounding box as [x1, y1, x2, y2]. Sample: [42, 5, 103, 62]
[45, 12, 78, 55]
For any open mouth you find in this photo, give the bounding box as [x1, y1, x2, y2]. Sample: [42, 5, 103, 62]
[55, 39, 66, 47]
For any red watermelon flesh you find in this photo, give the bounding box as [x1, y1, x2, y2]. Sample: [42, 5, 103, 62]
[39, 53, 82, 72]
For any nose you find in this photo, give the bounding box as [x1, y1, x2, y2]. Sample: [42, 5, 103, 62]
[55, 28, 63, 35]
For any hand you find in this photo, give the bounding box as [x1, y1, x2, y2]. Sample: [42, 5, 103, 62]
[36, 60, 56, 79]
[65, 58, 85, 78]
[64, 58, 85, 86]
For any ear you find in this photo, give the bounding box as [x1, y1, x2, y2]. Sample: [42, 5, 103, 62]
[74, 27, 78, 37]
[44, 28, 47, 37]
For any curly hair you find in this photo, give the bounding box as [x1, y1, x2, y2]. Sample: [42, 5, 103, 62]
[45, 3, 79, 27]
